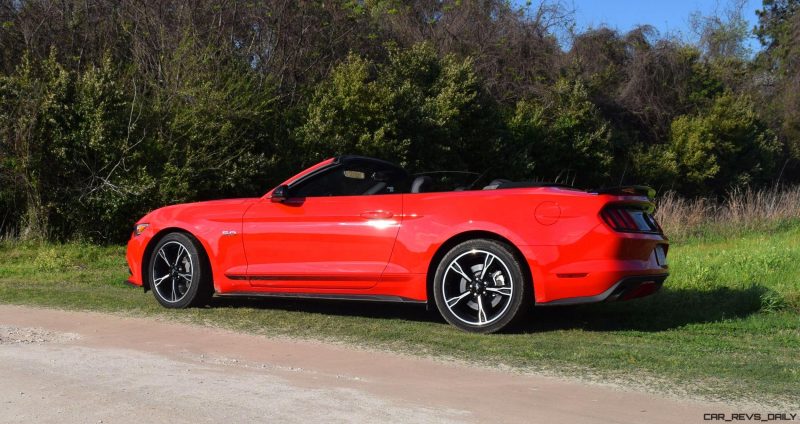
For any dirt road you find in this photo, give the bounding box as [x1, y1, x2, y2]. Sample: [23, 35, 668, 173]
[0, 304, 726, 423]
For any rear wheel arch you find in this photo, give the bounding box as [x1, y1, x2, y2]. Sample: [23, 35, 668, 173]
[425, 230, 534, 307]
[142, 227, 213, 293]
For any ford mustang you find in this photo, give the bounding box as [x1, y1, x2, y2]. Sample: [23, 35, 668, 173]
[126, 155, 669, 333]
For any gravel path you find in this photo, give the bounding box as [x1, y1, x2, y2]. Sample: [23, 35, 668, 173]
[0, 305, 727, 423]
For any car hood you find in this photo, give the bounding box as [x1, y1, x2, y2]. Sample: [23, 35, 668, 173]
[141, 197, 260, 224]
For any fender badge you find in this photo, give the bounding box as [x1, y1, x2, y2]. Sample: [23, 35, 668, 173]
[222, 230, 237, 236]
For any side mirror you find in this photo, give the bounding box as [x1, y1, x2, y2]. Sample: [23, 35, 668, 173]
[270, 184, 289, 202]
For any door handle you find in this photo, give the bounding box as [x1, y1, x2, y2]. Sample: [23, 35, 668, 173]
[360, 210, 394, 219]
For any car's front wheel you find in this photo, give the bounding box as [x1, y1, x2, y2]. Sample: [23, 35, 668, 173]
[148, 232, 212, 308]
[433, 239, 530, 333]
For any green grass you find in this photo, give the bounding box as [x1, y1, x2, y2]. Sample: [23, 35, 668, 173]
[1, 228, 799, 407]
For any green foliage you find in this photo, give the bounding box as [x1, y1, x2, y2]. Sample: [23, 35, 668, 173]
[152, 39, 279, 203]
[630, 143, 676, 189]
[755, 0, 800, 73]
[0, 1, 798, 242]
[0, 44, 281, 242]
[665, 93, 781, 194]
[754, 0, 800, 160]
[0, 52, 153, 241]
[51, 55, 155, 241]
[298, 53, 403, 162]
[507, 79, 613, 184]
[0, 51, 69, 239]
[297, 43, 498, 172]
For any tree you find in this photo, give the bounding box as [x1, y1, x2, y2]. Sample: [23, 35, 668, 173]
[755, 0, 800, 73]
[0, 0, 799, 242]
[0, 50, 147, 241]
[366, 0, 571, 102]
[297, 43, 498, 173]
[691, 0, 752, 61]
[151, 38, 279, 204]
[506, 79, 613, 185]
[689, 0, 753, 92]
[753, 0, 800, 161]
[666, 93, 781, 194]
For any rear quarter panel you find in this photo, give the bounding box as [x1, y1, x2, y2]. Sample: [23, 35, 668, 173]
[388, 188, 610, 301]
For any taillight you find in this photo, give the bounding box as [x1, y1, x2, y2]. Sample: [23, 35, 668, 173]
[646, 213, 663, 233]
[601, 206, 661, 233]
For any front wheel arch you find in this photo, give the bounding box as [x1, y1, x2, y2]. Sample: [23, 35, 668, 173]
[425, 230, 534, 308]
[142, 228, 213, 293]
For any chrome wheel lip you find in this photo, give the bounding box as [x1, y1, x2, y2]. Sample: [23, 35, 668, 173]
[152, 240, 194, 304]
[442, 249, 514, 327]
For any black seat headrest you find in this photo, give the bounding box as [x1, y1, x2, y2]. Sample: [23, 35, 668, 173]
[411, 176, 433, 193]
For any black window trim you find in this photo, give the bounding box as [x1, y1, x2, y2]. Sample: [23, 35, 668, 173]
[284, 156, 408, 197]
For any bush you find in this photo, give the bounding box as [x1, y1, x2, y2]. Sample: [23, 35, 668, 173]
[0, 45, 282, 242]
[665, 93, 782, 195]
[506, 79, 614, 185]
[297, 43, 499, 172]
[0, 51, 155, 242]
[0, 1, 799, 244]
[151, 39, 280, 204]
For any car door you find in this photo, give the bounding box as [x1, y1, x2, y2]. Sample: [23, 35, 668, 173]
[241, 158, 406, 289]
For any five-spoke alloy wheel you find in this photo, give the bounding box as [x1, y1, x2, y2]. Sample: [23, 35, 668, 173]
[433, 239, 529, 333]
[149, 232, 212, 308]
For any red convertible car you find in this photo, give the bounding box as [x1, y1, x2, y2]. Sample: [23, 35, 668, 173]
[126, 155, 668, 333]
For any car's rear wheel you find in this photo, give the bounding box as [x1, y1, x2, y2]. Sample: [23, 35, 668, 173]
[433, 239, 529, 333]
[149, 232, 212, 308]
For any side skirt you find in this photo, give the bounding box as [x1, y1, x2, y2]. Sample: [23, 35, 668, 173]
[215, 291, 426, 304]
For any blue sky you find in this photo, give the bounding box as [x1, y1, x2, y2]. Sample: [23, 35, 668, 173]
[559, 0, 764, 51]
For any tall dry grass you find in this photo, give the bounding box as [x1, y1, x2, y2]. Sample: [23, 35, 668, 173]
[655, 186, 800, 242]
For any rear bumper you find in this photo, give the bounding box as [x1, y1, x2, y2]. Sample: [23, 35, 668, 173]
[537, 274, 667, 306]
[520, 224, 669, 304]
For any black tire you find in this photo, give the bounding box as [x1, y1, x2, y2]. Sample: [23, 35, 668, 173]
[148, 232, 213, 308]
[433, 239, 530, 333]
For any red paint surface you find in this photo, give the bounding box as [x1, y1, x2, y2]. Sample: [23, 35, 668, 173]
[126, 159, 669, 304]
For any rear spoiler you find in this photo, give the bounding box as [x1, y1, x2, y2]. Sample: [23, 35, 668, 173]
[590, 186, 656, 201]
